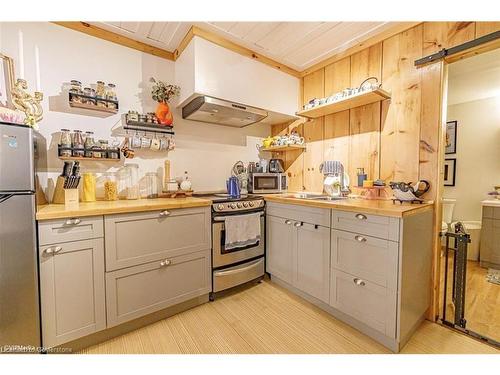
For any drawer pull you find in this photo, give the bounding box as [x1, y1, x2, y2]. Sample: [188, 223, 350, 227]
[354, 235, 367, 242]
[353, 278, 366, 286]
[65, 218, 81, 225]
[294, 221, 303, 227]
[160, 259, 172, 267]
[44, 246, 62, 255]
[285, 219, 292, 225]
[159, 210, 170, 217]
[355, 213, 367, 220]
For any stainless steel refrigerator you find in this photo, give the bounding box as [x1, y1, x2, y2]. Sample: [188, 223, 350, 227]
[0, 122, 41, 350]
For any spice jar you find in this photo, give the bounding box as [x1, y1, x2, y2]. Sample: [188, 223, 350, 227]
[125, 164, 139, 200]
[59, 129, 72, 157]
[145, 172, 159, 199]
[83, 87, 96, 105]
[99, 140, 108, 158]
[82, 172, 96, 202]
[106, 83, 117, 109]
[127, 110, 139, 122]
[72, 130, 84, 157]
[96, 81, 106, 98]
[69, 80, 82, 103]
[84, 131, 95, 158]
[102, 172, 118, 201]
[108, 146, 120, 160]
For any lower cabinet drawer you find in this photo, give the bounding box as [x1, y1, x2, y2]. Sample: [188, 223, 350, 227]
[38, 216, 103, 246]
[213, 257, 264, 293]
[105, 250, 211, 327]
[330, 269, 397, 338]
[331, 229, 399, 290]
[332, 210, 399, 241]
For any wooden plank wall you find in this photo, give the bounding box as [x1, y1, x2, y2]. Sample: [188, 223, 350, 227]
[271, 21, 500, 319]
[273, 21, 500, 197]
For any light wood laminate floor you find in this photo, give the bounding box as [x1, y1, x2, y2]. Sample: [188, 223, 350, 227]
[80, 280, 498, 354]
[440, 258, 500, 343]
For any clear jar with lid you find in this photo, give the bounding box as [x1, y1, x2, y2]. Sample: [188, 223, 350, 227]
[72, 130, 84, 157]
[83, 87, 96, 105]
[99, 140, 108, 158]
[106, 83, 117, 109]
[84, 131, 95, 158]
[125, 164, 139, 200]
[69, 80, 83, 103]
[145, 172, 158, 199]
[59, 129, 72, 157]
[116, 167, 131, 200]
[96, 81, 106, 98]
[102, 172, 118, 201]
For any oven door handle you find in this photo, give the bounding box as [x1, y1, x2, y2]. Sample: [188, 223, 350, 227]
[213, 259, 263, 276]
[213, 212, 264, 221]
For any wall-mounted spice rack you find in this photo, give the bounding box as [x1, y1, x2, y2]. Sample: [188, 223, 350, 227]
[68, 92, 119, 114]
[124, 118, 175, 135]
[57, 145, 121, 161]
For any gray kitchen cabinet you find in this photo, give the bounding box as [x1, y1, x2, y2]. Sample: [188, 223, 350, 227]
[104, 207, 211, 271]
[39, 238, 106, 347]
[294, 223, 330, 302]
[266, 201, 433, 352]
[106, 250, 211, 327]
[266, 202, 331, 303]
[266, 215, 294, 284]
[480, 206, 500, 269]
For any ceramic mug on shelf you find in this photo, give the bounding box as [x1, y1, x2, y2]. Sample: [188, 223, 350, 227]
[167, 138, 175, 151]
[160, 138, 169, 151]
[141, 137, 151, 149]
[131, 134, 142, 148]
[150, 138, 160, 151]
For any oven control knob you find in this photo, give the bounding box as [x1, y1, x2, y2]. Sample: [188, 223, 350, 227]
[217, 204, 224, 211]
[243, 202, 249, 208]
[237, 202, 243, 208]
[230, 203, 237, 209]
[249, 201, 254, 207]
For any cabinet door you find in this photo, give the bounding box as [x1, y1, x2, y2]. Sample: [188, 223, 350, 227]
[106, 250, 211, 327]
[294, 223, 330, 303]
[105, 207, 211, 271]
[266, 215, 294, 284]
[39, 239, 106, 347]
[330, 269, 396, 338]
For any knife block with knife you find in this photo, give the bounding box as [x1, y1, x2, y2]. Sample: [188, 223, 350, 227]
[52, 161, 81, 208]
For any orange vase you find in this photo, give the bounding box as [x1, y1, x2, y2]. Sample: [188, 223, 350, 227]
[155, 102, 173, 126]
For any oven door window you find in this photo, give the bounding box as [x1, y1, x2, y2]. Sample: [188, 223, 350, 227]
[254, 176, 278, 190]
[220, 225, 260, 254]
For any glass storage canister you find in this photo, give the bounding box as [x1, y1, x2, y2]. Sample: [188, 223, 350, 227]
[98, 140, 108, 158]
[125, 163, 140, 200]
[102, 172, 118, 201]
[72, 130, 84, 157]
[69, 80, 83, 103]
[84, 131, 95, 158]
[116, 167, 131, 200]
[83, 87, 96, 105]
[82, 172, 96, 202]
[145, 172, 159, 199]
[59, 129, 72, 157]
[106, 83, 117, 109]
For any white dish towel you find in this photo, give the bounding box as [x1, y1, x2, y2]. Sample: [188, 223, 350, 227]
[224, 213, 261, 250]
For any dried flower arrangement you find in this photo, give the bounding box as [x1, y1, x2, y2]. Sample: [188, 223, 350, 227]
[150, 77, 180, 104]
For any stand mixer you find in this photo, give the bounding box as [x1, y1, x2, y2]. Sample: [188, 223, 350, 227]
[319, 160, 350, 197]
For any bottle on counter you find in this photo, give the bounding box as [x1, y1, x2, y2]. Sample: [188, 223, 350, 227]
[145, 172, 159, 199]
[125, 164, 140, 200]
[82, 172, 96, 202]
[102, 172, 118, 201]
[357, 167, 367, 188]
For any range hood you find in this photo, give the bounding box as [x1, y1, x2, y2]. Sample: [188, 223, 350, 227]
[175, 37, 300, 128]
[182, 94, 297, 128]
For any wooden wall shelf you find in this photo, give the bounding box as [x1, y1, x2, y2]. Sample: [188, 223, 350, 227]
[296, 88, 391, 119]
[260, 144, 306, 152]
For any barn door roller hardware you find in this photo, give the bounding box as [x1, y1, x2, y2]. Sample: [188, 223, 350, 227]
[415, 30, 500, 66]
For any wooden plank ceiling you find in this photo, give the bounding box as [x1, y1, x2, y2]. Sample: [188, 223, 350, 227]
[90, 22, 397, 71]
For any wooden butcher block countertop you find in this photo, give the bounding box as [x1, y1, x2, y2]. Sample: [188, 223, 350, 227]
[264, 194, 434, 218]
[36, 197, 212, 221]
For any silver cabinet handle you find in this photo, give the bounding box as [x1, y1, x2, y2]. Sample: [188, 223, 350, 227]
[65, 218, 81, 225]
[159, 210, 170, 217]
[354, 235, 367, 243]
[44, 246, 62, 255]
[353, 278, 366, 286]
[294, 221, 302, 227]
[355, 213, 367, 220]
[53, 246, 62, 254]
[285, 219, 292, 225]
[160, 259, 172, 267]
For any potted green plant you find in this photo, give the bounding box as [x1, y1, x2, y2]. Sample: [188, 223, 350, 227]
[150, 77, 180, 126]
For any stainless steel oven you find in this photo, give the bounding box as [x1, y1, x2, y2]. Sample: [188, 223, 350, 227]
[209, 196, 266, 296]
[249, 173, 287, 194]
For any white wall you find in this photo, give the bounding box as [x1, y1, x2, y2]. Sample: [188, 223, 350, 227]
[445, 96, 500, 221]
[0, 22, 271, 198]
